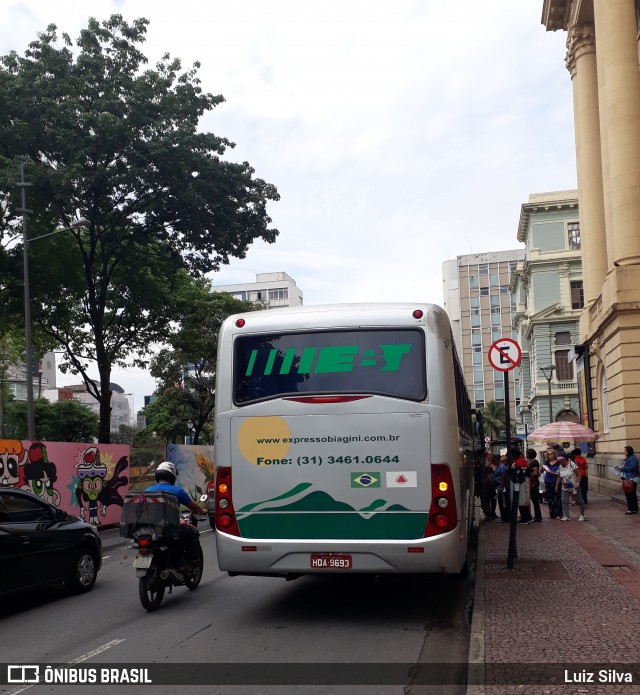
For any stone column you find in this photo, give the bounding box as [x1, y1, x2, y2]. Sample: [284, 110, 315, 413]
[566, 23, 607, 303]
[593, 0, 640, 266]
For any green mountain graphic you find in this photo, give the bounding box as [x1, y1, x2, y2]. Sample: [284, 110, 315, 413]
[236, 488, 428, 540]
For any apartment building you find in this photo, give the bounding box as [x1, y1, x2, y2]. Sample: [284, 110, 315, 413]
[212, 272, 303, 309]
[442, 250, 524, 410]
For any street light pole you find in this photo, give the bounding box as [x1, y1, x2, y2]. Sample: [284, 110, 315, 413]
[541, 364, 556, 425]
[16, 157, 89, 439]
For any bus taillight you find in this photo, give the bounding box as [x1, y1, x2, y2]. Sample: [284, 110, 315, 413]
[425, 464, 457, 537]
[215, 467, 240, 536]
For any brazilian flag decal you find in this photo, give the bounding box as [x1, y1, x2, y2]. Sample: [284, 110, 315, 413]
[351, 472, 381, 488]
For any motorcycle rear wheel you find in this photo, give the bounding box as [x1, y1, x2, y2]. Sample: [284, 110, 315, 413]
[184, 545, 204, 590]
[139, 570, 165, 611]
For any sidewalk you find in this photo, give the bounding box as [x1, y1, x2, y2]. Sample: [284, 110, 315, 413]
[468, 491, 640, 694]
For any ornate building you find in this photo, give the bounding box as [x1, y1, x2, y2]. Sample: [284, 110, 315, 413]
[542, 0, 640, 490]
[511, 191, 583, 436]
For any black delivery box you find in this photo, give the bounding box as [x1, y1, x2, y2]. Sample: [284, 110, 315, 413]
[120, 491, 180, 540]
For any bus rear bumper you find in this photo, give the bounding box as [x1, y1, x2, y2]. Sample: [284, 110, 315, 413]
[215, 529, 464, 575]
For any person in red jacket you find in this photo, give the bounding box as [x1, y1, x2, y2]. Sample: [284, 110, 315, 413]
[511, 447, 532, 524]
[569, 448, 589, 505]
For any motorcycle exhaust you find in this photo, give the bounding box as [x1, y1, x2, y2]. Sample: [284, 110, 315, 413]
[160, 568, 184, 584]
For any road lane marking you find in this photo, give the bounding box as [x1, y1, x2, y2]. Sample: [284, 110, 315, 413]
[6, 639, 126, 695]
[102, 555, 111, 560]
[69, 638, 126, 663]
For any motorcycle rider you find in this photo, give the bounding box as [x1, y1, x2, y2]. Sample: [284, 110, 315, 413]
[145, 461, 206, 566]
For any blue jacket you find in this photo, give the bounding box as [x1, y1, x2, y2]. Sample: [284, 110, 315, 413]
[621, 454, 640, 480]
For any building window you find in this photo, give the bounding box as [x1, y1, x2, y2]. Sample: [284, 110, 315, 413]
[269, 288, 288, 301]
[491, 312, 501, 326]
[489, 273, 499, 286]
[555, 350, 574, 381]
[480, 287, 489, 296]
[601, 368, 610, 433]
[490, 295, 500, 307]
[472, 351, 482, 365]
[570, 281, 584, 309]
[469, 275, 479, 288]
[473, 368, 484, 384]
[479, 264, 488, 276]
[500, 285, 510, 294]
[471, 314, 481, 327]
[491, 328, 502, 343]
[470, 296, 480, 308]
[471, 329, 482, 346]
[567, 222, 581, 250]
[555, 331, 571, 346]
[494, 382, 505, 402]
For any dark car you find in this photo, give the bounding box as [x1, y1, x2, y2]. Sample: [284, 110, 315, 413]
[0, 487, 102, 596]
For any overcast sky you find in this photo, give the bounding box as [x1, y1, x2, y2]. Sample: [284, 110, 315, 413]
[1, 1, 577, 415]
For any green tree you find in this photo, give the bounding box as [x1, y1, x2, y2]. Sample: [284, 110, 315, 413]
[149, 280, 258, 444]
[480, 400, 507, 440]
[5, 397, 98, 442]
[0, 15, 279, 443]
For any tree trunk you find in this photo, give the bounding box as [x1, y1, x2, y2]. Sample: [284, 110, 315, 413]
[97, 369, 112, 444]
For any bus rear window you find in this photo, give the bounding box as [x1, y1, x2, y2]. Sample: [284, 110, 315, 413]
[233, 329, 426, 404]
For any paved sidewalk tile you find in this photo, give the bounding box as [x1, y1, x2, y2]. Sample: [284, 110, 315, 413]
[474, 491, 640, 695]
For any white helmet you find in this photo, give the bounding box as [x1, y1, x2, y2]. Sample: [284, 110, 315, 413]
[155, 461, 177, 484]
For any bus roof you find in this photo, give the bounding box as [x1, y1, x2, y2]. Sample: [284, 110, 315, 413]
[223, 302, 448, 333]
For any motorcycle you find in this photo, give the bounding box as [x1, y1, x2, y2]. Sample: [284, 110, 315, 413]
[132, 496, 207, 612]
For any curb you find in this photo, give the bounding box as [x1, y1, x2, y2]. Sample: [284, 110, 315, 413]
[466, 517, 485, 695]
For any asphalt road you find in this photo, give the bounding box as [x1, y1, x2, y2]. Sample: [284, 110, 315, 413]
[0, 525, 476, 695]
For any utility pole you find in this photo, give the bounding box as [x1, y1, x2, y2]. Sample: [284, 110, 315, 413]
[16, 157, 35, 440]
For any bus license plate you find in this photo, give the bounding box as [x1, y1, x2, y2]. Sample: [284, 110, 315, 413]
[133, 555, 152, 569]
[310, 554, 352, 569]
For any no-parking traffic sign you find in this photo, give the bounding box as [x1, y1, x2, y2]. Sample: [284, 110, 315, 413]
[488, 338, 521, 372]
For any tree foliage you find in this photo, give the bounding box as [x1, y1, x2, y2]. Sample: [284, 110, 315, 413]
[146, 280, 258, 444]
[0, 15, 279, 443]
[480, 400, 507, 440]
[4, 397, 99, 442]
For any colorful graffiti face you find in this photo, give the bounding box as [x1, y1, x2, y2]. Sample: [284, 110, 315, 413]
[0, 440, 28, 487]
[75, 445, 129, 525]
[22, 442, 61, 506]
[77, 447, 108, 502]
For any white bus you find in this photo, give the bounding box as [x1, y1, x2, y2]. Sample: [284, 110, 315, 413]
[213, 303, 475, 577]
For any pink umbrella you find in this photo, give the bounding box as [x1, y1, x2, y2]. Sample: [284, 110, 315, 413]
[527, 421, 598, 443]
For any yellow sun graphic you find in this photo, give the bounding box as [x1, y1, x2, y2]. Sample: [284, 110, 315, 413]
[238, 417, 292, 465]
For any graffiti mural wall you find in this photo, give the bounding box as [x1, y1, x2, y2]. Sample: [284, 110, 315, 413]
[166, 444, 215, 500]
[0, 439, 130, 525]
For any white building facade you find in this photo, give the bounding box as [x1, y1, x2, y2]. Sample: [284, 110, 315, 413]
[212, 272, 303, 309]
[442, 250, 524, 410]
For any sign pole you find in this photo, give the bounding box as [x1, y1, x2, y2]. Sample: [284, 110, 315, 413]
[505, 370, 518, 569]
[486, 337, 522, 571]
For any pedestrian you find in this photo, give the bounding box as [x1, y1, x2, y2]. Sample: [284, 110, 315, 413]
[526, 448, 542, 522]
[483, 458, 496, 520]
[555, 455, 585, 521]
[620, 445, 639, 515]
[542, 448, 562, 519]
[569, 448, 589, 505]
[494, 455, 510, 523]
[486, 455, 500, 520]
[511, 447, 532, 524]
